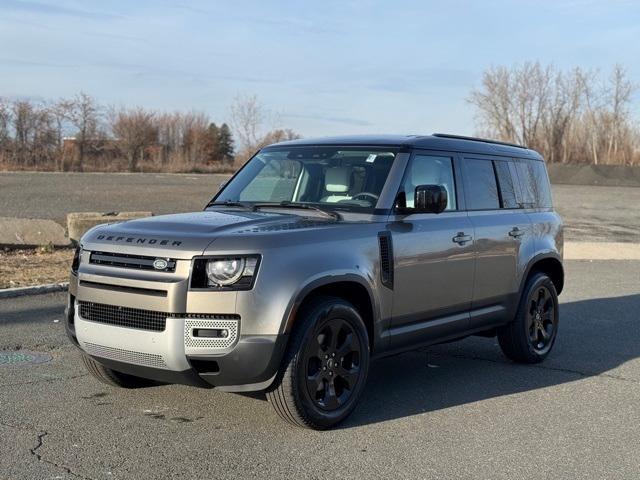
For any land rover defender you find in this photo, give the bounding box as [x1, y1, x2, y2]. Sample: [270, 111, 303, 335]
[66, 134, 563, 429]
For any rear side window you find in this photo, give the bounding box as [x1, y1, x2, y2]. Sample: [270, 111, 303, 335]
[493, 160, 519, 209]
[463, 158, 499, 210]
[513, 160, 553, 208]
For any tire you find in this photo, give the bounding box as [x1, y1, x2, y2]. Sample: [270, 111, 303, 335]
[266, 296, 370, 430]
[80, 353, 157, 388]
[498, 272, 559, 364]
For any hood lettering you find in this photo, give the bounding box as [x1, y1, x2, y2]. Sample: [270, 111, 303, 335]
[96, 234, 182, 246]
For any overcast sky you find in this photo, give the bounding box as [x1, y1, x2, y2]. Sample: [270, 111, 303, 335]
[1, 0, 638, 137]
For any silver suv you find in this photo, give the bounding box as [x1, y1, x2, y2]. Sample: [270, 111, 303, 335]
[66, 134, 563, 429]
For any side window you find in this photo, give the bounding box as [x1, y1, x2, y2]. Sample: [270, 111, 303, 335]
[513, 160, 553, 208]
[494, 160, 519, 209]
[402, 155, 456, 210]
[463, 158, 500, 210]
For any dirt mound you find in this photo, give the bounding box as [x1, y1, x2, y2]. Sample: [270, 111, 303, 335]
[548, 164, 640, 187]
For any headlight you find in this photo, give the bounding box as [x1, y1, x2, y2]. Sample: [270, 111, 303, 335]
[191, 255, 260, 290]
[206, 258, 246, 286]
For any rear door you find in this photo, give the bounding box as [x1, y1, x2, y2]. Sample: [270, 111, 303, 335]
[462, 156, 533, 329]
[388, 151, 475, 349]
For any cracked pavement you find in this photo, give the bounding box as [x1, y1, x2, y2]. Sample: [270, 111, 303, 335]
[1, 260, 639, 479]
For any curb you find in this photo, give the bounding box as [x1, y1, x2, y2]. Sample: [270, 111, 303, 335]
[0, 282, 69, 299]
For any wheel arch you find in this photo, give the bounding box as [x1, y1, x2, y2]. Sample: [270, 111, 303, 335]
[520, 253, 564, 296]
[283, 275, 379, 353]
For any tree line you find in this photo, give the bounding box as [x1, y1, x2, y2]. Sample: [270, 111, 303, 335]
[2, 63, 637, 172]
[469, 63, 639, 165]
[0, 93, 299, 172]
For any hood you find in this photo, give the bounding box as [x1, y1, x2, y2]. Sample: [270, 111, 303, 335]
[80, 210, 336, 259]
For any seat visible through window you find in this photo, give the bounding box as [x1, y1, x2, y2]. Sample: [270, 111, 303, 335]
[403, 155, 456, 210]
[321, 167, 352, 203]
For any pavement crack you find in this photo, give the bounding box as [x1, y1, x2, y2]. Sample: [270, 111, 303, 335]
[445, 352, 639, 384]
[29, 430, 96, 480]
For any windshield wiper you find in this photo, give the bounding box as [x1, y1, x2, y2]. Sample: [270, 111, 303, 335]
[206, 200, 249, 209]
[251, 202, 342, 221]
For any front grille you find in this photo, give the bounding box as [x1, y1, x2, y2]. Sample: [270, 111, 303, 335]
[78, 301, 167, 332]
[83, 342, 167, 369]
[89, 251, 176, 273]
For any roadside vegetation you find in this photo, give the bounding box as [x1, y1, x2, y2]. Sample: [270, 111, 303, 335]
[469, 63, 639, 165]
[0, 63, 637, 174]
[0, 247, 73, 289]
[0, 94, 299, 173]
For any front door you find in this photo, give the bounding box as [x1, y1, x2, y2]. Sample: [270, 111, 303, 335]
[387, 152, 475, 350]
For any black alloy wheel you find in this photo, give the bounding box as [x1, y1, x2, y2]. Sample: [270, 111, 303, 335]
[266, 296, 370, 429]
[498, 272, 560, 364]
[303, 317, 362, 410]
[527, 285, 557, 354]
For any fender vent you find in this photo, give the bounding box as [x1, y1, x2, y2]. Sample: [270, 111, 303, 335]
[378, 232, 394, 289]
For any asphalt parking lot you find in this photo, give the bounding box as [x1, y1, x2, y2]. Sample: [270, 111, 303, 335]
[1, 259, 639, 479]
[2, 172, 640, 243]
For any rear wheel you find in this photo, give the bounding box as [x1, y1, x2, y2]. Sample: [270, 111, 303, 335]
[80, 353, 157, 388]
[267, 297, 370, 430]
[498, 272, 559, 363]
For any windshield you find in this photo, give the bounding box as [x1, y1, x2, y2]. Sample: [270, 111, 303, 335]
[212, 146, 398, 213]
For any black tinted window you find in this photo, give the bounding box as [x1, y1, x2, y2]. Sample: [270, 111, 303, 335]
[463, 158, 499, 210]
[513, 160, 553, 208]
[494, 160, 519, 209]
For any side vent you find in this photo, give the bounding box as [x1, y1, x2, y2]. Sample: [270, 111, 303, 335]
[378, 232, 394, 289]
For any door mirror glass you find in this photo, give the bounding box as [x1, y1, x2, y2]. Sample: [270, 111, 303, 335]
[414, 184, 447, 214]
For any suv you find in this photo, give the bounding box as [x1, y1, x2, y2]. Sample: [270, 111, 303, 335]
[66, 134, 563, 430]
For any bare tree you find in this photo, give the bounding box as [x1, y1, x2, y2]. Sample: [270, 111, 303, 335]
[229, 94, 265, 151]
[110, 106, 158, 172]
[606, 64, 634, 163]
[0, 97, 11, 153]
[469, 63, 637, 165]
[543, 69, 583, 164]
[67, 92, 101, 171]
[47, 99, 73, 170]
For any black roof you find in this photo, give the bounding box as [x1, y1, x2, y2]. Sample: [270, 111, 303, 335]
[265, 133, 543, 160]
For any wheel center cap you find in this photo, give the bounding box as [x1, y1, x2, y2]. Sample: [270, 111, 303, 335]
[327, 359, 335, 369]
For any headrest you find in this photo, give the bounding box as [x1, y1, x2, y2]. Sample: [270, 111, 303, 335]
[325, 167, 350, 193]
[410, 158, 442, 186]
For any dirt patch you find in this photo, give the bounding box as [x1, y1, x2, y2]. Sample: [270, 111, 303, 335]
[548, 164, 640, 187]
[0, 248, 74, 289]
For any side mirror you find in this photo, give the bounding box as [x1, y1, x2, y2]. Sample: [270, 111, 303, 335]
[414, 184, 447, 214]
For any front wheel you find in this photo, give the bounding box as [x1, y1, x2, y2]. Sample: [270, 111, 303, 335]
[498, 272, 559, 363]
[267, 297, 370, 430]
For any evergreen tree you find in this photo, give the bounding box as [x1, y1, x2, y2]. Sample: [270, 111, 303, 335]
[217, 123, 234, 162]
[206, 122, 220, 162]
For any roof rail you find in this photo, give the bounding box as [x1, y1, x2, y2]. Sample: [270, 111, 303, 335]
[432, 133, 526, 149]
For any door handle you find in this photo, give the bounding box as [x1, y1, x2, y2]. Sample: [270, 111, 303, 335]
[508, 227, 525, 238]
[452, 232, 473, 245]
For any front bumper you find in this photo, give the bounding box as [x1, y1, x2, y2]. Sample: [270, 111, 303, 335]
[66, 275, 288, 392]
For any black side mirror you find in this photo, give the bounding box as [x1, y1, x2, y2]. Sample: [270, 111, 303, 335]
[414, 184, 447, 214]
